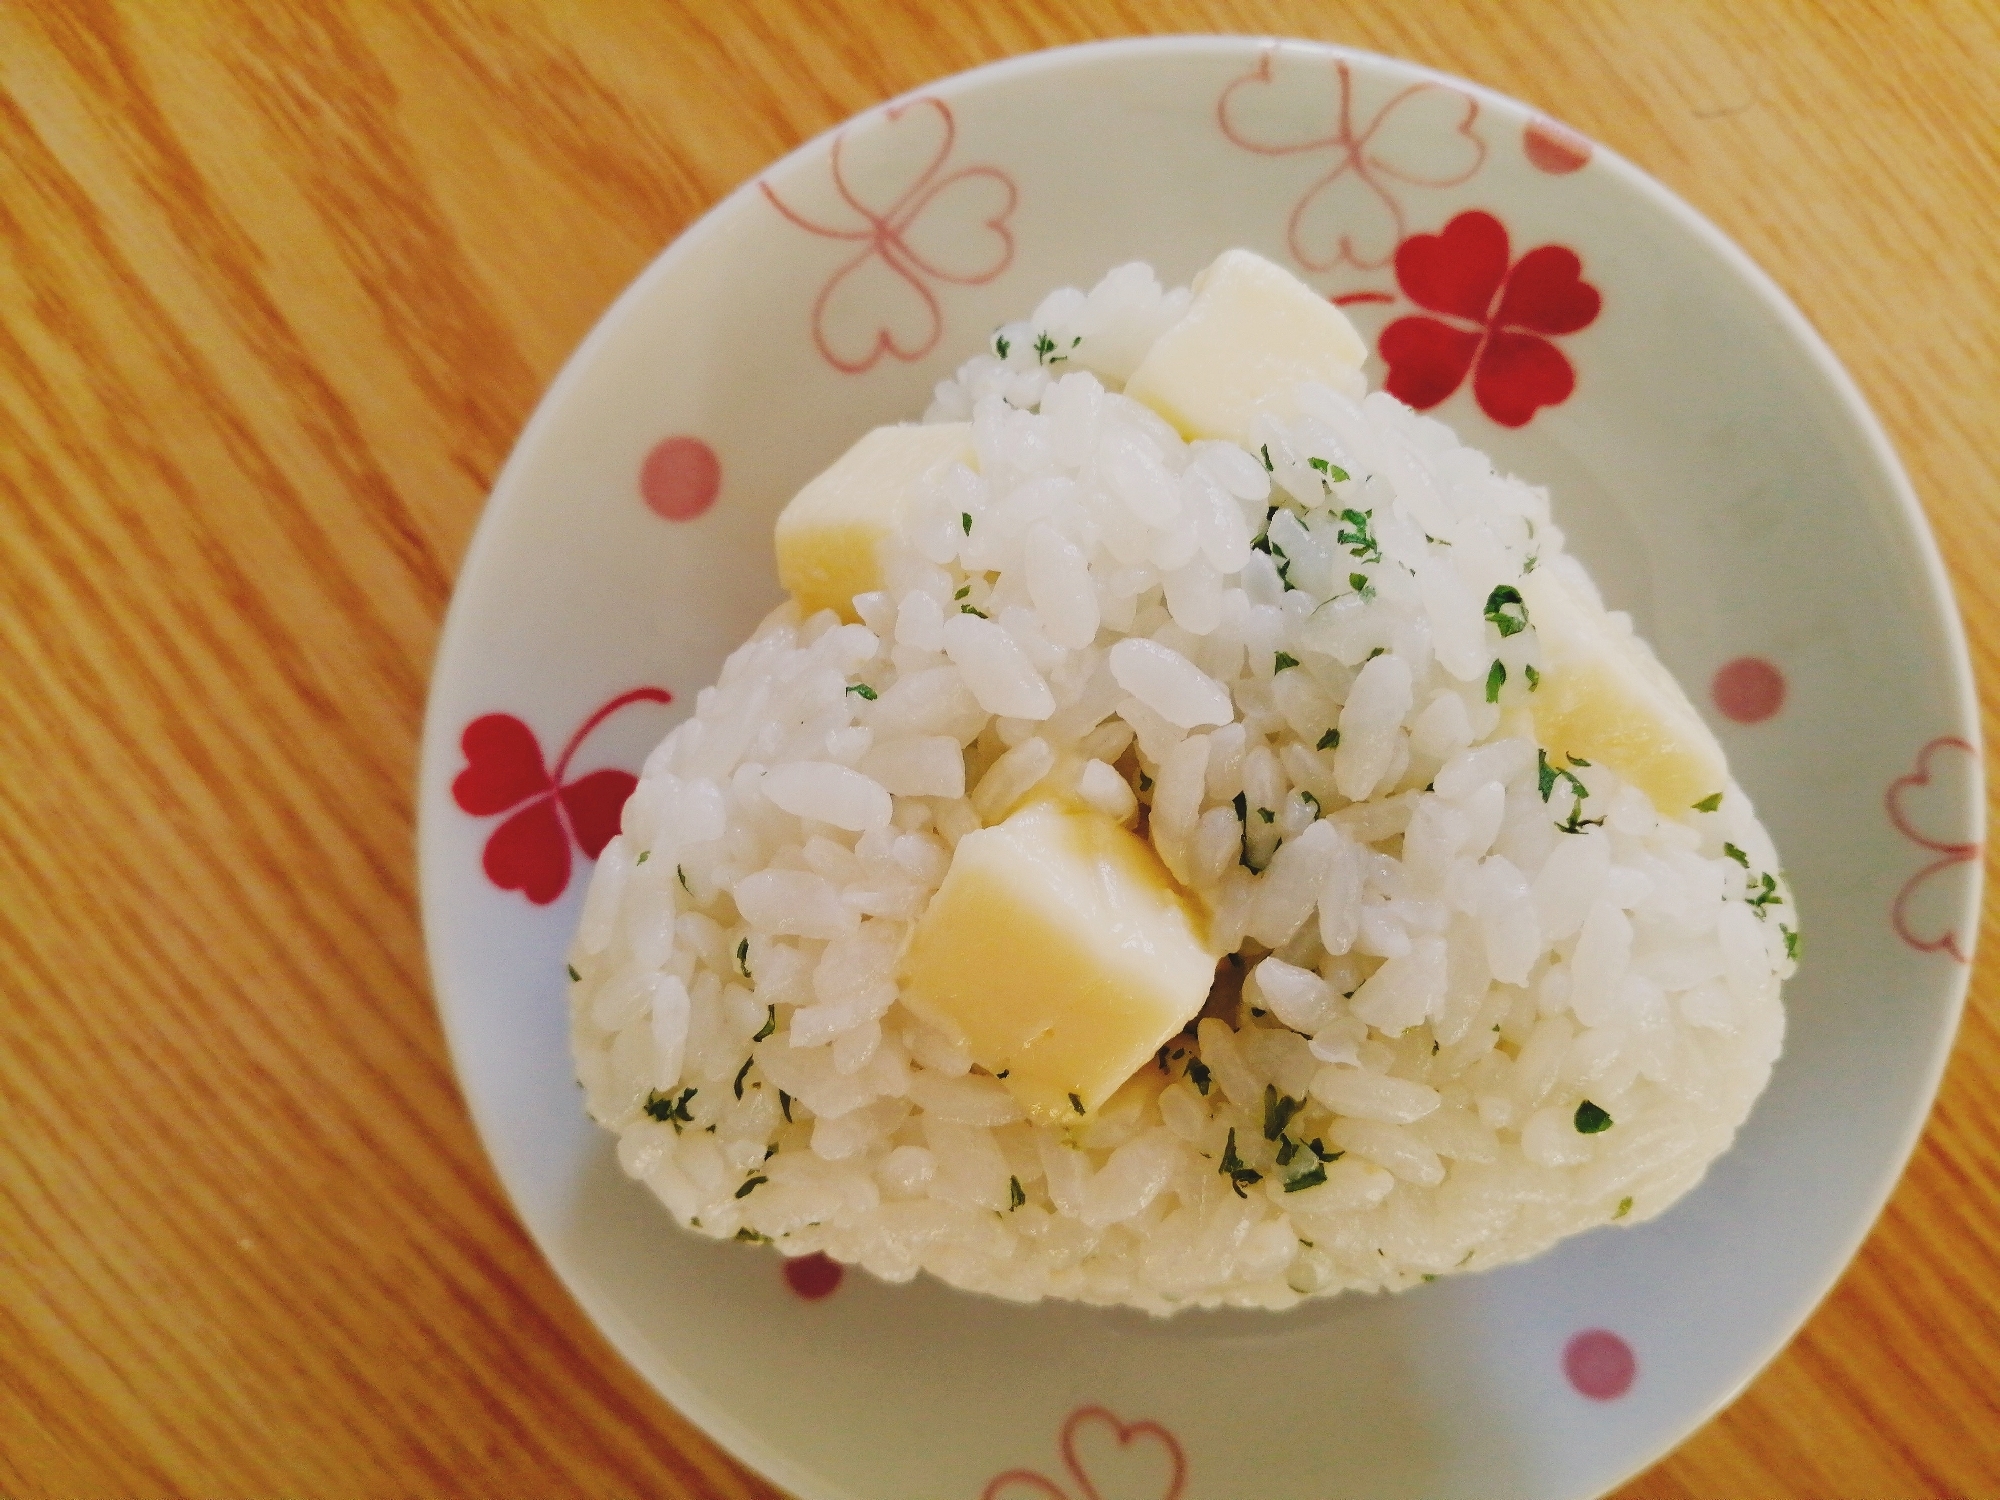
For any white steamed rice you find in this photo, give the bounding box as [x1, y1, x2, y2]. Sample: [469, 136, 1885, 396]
[566, 262, 1793, 1313]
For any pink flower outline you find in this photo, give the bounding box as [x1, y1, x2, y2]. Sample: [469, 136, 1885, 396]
[761, 96, 1018, 374]
[1886, 736, 1981, 963]
[1217, 50, 1487, 272]
[981, 1405, 1187, 1500]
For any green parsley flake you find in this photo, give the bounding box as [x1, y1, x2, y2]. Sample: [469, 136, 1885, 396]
[635, 850, 650, 865]
[1262, 1084, 1303, 1141]
[1692, 791, 1724, 813]
[1317, 728, 1341, 751]
[736, 938, 752, 978]
[1218, 1127, 1263, 1198]
[1350, 571, 1376, 600]
[1573, 1099, 1614, 1134]
[1722, 842, 1750, 867]
[1307, 456, 1351, 483]
[779, 1090, 793, 1122]
[677, 864, 691, 894]
[1483, 584, 1529, 637]
[1258, 806, 1275, 824]
[994, 334, 1011, 359]
[1283, 1162, 1328, 1193]
[1068, 1092, 1085, 1115]
[567, 964, 580, 983]
[1524, 663, 1541, 691]
[846, 682, 878, 700]
[1614, 1196, 1634, 1220]
[1782, 925, 1801, 962]
[753, 1005, 776, 1043]
[733, 1056, 754, 1100]
[1008, 1175, 1025, 1210]
[1274, 651, 1300, 673]
[1186, 1057, 1212, 1096]
[1485, 659, 1506, 703]
[734, 1175, 768, 1199]
[961, 512, 973, 534]
[1337, 508, 1382, 564]
[1300, 790, 1320, 818]
[1138, 772, 1154, 793]
[644, 1086, 698, 1130]
[735, 1227, 771, 1243]
[960, 603, 988, 618]
[1259, 443, 1274, 472]
[953, 585, 971, 600]
[1747, 871, 1783, 914]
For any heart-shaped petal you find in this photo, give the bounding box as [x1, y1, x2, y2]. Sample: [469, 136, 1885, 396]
[453, 713, 551, 816]
[1062, 1407, 1187, 1500]
[1364, 82, 1487, 188]
[980, 1471, 1069, 1500]
[1216, 49, 1345, 155]
[560, 768, 640, 860]
[1291, 165, 1402, 271]
[1474, 329, 1576, 428]
[896, 165, 1017, 285]
[482, 796, 571, 906]
[1887, 737, 1979, 854]
[1894, 854, 1979, 963]
[833, 95, 956, 222]
[1394, 210, 1510, 322]
[1493, 243, 1601, 334]
[813, 246, 942, 373]
[1379, 315, 1481, 411]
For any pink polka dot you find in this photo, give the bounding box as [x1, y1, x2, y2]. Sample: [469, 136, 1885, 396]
[1524, 118, 1592, 174]
[1712, 656, 1786, 724]
[640, 436, 721, 521]
[1564, 1329, 1636, 1400]
[784, 1252, 842, 1300]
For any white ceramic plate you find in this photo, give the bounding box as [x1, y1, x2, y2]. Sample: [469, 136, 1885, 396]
[418, 36, 1983, 1500]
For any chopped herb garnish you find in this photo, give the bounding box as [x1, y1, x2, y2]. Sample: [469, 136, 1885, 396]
[1614, 1196, 1634, 1220]
[1307, 1137, 1340, 1162]
[1557, 804, 1606, 835]
[1283, 1162, 1328, 1193]
[1232, 791, 1248, 821]
[1524, 664, 1541, 691]
[733, 1056, 754, 1100]
[1485, 659, 1506, 703]
[1421, 1273, 1437, 1282]
[1274, 651, 1300, 673]
[846, 682, 878, 700]
[953, 585, 971, 600]
[1263, 1084, 1304, 1141]
[734, 1175, 768, 1199]
[1008, 1175, 1026, 1210]
[1573, 1099, 1614, 1134]
[1537, 747, 1587, 804]
[995, 334, 1011, 359]
[644, 1086, 698, 1131]
[1068, 1092, 1085, 1115]
[996, 1068, 1010, 1079]
[1567, 755, 1591, 766]
[567, 964, 580, 983]
[779, 1089, 793, 1122]
[736, 938, 752, 978]
[753, 1005, 776, 1043]
[960, 604, 988, 618]
[1259, 443, 1274, 472]
[1275, 1135, 1301, 1166]
[1258, 806, 1275, 824]
[1747, 871, 1783, 913]
[677, 864, 691, 894]
[1317, 728, 1340, 751]
[735, 1227, 772, 1243]
[1483, 584, 1529, 637]
[1186, 1057, 1212, 1095]
[1138, 772, 1154, 793]
[1722, 842, 1750, 867]
[1337, 507, 1382, 564]
[1782, 925, 1801, 961]
[1692, 791, 1723, 813]
[1301, 790, 1320, 818]
[1523, 553, 1539, 573]
[1032, 330, 1068, 364]
[636, 850, 650, 865]
[1307, 456, 1351, 484]
[1349, 571, 1376, 601]
[961, 512, 973, 534]
[1219, 1128, 1263, 1197]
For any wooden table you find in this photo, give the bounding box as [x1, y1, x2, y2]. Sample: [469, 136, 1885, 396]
[4, 3, 1995, 1495]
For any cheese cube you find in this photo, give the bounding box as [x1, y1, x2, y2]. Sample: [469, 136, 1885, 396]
[1123, 249, 1366, 445]
[1521, 566, 1728, 819]
[899, 800, 1212, 1125]
[775, 423, 975, 621]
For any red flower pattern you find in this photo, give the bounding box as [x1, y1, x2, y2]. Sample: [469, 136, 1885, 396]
[1379, 210, 1601, 428]
[982, 1406, 1186, 1500]
[1886, 736, 1981, 964]
[452, 688, 672, 905]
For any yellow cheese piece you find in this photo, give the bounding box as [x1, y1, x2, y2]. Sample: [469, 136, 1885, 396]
[1123, 248, 1366, 445]
[1521, 567, 1728, 819]
[899, 800, 1212, 1126]
[774, 423, 975, 621]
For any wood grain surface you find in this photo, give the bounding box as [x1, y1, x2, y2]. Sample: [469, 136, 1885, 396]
[2, 2, 1995, 1496]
